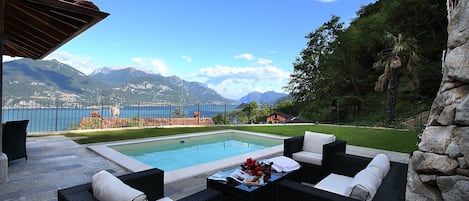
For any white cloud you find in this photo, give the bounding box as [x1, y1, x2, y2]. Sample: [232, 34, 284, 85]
[256, 58, 272, 65]
[207, 78, 257, 100]
[44, 51, 97, 74]
[181, 55, 192, 62]
[132, 57, 169, 76]
[234, 53, 255, 61]
[193, 54, 290, 100]
[269, 50, 279, 54]
[197, 65, 289, 81]
[2, 55, 22, 62]
[234, 54, 272, 65]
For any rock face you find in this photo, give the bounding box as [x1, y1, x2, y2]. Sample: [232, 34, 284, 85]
[406, 1, 469, 200]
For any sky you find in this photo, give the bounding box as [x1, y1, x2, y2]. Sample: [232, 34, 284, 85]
[4, 0, 377, 100]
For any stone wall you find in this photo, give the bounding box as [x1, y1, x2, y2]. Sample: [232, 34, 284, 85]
[406, 0, 469, 200]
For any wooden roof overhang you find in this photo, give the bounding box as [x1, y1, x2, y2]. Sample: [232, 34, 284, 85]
[2, 0, 109, 59]
[0, 0, 108, 146]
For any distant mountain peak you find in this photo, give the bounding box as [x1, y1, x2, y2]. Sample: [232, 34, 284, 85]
[90, 67, 155, 76]
[239, 91, 288, 104]
[90, 67, 160, 85]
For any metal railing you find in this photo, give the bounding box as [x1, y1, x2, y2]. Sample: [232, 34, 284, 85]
[2, 100, 239, 133]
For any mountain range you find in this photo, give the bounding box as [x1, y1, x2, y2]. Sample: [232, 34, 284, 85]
[2, 59, 288, 107]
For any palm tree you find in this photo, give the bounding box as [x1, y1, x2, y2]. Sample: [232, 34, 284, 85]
[373, 32, 420, 126]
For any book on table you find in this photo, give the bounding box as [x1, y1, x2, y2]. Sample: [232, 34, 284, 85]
[226, 169, 249, 184]
[208, 169, 232, 182]
[208, 169, 264, 186]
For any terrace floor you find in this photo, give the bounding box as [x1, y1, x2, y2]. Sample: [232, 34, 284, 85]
[0, 135, 410, 201]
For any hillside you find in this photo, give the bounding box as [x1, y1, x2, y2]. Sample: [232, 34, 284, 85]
[90, 67, 234, 104]
[280, 0, 446, 127]
[3, 59, 108, 106]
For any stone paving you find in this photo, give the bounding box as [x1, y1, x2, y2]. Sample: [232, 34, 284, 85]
[0, 135, 410, 201]
[0, 136, 127, 201]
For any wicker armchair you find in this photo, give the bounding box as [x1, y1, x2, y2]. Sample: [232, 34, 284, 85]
[284, 133, 346, 183]
[2, 120, 29, 162]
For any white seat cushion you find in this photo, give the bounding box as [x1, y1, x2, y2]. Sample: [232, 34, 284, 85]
[292, 151, 322, 166]
[92, 170, 146, 201]
[302, 131, 336, 154]
[314, 173, 354, 196]
[366, 154, 390, 180]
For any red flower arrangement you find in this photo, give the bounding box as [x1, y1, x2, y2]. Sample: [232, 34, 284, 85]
[240, 158, 273, 182]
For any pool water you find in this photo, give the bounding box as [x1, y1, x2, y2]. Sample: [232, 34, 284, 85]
[111, 132, 282, 171]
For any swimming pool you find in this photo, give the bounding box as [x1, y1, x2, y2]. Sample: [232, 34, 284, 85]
[88, 130, 286, 183]
[111, 132, 282, 171]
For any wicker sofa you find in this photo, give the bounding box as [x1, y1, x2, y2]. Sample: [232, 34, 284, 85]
[276, 153, 408, 201]
[58, 168, 164, 201]
[58, 168, 224, 201]
[283, 132, 346, 183]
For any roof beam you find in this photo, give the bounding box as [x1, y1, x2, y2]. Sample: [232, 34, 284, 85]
[4, 24, 55, 47]
[0, 0, 3, 35]
[28, 0, 108, 17]
[9, 1, 71, 36]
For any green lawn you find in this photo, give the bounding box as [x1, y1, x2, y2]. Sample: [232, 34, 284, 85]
[64, 124, 419, 153]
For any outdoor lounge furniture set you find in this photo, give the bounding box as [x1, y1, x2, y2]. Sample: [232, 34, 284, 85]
[57, 131, 408, 201]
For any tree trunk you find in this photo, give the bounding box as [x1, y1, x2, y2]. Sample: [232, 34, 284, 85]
[385, 68, 400, 126]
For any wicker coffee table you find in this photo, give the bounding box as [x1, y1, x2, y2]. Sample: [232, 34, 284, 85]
[207, 168, 299, 201]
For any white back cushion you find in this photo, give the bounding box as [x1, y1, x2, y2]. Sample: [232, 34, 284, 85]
[302, 131, 336, 154]
[366, 154, 390, 180]
[345, 167, 382, 201]
[92, 170, 146, 201]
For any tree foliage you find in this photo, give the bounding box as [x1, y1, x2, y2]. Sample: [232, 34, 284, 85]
[172, 105, 186, 118]
[283, 0, 447, 126]
[213, 102, 275, 124]
[212, 113, 231, 124]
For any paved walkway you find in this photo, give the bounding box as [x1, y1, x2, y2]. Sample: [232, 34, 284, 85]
[0, 136, 410, 201]
[0, 136, 127, 201]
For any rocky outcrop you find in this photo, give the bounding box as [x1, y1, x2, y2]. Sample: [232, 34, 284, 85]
[406, 1, 469, 200]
